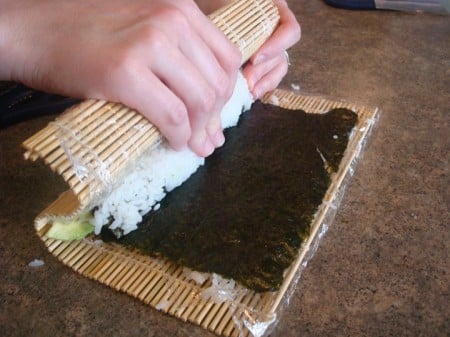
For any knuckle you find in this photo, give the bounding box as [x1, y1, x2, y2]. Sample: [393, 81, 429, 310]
[224, 82, 235, 102]
[168, 129, 190, 151]
[156, 6, 189, 34]
[96, 48, 136, 85]
[165, 102, 188, 127]
[175, 0, 198, 18]
[138, 25, 167, 53]
[224, 44, 242, 70]
[198, 87, 217, 112]
[139, 102, 190, 150]
[230, 45, 243, 67]
[189, 88, 216, 115]
[213, 71, 232, 99]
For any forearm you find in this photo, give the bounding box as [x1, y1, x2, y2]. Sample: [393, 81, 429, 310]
[0, 0, 69, 85]
[0, 0, 22, 80]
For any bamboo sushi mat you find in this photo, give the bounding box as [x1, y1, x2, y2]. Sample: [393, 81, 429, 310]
[35, 90, 379, 337]
[22, 0, 279, 209]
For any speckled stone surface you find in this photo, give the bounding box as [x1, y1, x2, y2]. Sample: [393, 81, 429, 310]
[0, 1, 448, 336]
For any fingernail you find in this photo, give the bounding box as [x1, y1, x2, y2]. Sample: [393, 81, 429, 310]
[190, 132, 214, 157]
[203, 137, 215, 156]
[211, 130, 225, 148]
[247, 77, 255, 91]
[253, 82, 269, 100]
[252, 88, 260, 100]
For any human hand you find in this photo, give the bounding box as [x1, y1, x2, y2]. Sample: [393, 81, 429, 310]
[0, 0, 241, 157]
[195, 0, 230, 14]
[242, 0, 301, 99]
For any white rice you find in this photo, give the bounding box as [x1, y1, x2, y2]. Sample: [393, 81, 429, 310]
[91, 72, 254, 236]
[201, 273, 239, 303]
[183, 267, 209, 285]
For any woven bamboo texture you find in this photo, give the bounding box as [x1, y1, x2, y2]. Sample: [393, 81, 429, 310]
[22, 0, 280, 210]
[33, 90, 378, 337]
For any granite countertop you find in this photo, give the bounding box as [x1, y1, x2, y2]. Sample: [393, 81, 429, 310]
[0, 1, 448, 336]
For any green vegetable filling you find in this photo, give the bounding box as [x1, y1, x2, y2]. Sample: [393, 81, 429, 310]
[47, 213, 94, 241]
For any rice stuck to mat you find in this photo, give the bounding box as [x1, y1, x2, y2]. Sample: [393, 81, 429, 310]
[91, 72, 254, 237]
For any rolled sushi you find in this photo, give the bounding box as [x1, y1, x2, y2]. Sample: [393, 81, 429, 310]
[47, 71, 254, 240]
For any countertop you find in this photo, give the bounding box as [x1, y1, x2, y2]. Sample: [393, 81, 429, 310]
[0, 1, 448, 336]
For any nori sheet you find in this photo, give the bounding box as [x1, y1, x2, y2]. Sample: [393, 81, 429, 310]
[101, 101, 358, 292]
